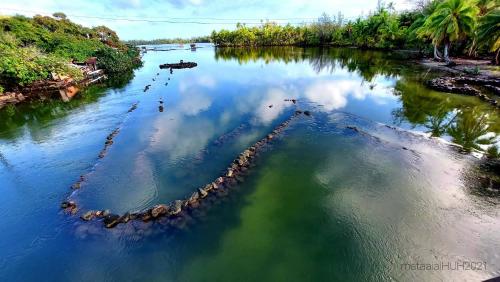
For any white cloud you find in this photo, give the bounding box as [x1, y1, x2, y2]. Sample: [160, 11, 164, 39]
[254, 88, 288, 125]
[305, 80, 360, 111]
[1, 0, 416, 39]
[305, 76, 398, 111]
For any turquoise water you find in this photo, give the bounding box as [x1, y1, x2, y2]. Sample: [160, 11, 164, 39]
[0, 45, 499, 281]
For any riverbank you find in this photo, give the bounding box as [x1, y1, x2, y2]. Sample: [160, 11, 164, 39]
[0, 69, 107, 109]
[420, 58, 500, 79]
[0, 14, 142, 108]
[419, 58, 500, 109]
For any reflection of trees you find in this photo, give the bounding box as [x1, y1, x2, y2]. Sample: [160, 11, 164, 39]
[214, 47, 414, 81]
[392, 79, 456, 134]
[448, 109, 496, 152]
[424, 103, 454, 137]
[393, 78, 499, 152]
[0, 85, 107, 140]
[215, 46, 500, 152]
[0, 74, 135, 141]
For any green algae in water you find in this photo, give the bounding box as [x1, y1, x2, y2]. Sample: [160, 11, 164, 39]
[177, 115, 499, 281]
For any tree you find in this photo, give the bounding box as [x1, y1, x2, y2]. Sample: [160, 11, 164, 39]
[422, 0, 478, 63]
[476, 0, 499, 15]
[412, 0, 443, 60]
[52, 12, 67, 20]
[477, 8, 500, 64]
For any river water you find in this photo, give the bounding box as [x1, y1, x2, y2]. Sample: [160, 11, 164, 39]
[0, 45, 499, 281]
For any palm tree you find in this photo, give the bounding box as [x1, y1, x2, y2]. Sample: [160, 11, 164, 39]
[422, 0, 478, 63]
[477, 8, 500, 64]
[412, 0, 443, 60]
[476, 0, 499, 15]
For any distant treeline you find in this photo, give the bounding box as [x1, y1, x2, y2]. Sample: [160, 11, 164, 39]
[125, 36, 211, 45]
[210, 0, 500, 64]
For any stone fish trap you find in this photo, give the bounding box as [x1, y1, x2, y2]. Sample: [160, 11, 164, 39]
[61, 110, 310, 229]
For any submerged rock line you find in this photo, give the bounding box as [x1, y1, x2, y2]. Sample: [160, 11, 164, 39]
[61, 102, 139, 215]
[63, 110, 306, 228]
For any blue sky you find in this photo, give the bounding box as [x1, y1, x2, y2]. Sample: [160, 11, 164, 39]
[1, 0, 413, 40]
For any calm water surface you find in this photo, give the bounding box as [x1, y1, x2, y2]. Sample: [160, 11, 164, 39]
[0, 45, 499, 281]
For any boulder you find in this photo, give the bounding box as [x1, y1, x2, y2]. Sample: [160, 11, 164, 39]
[198, 187, 208, 198]
[203, 184, 213, 192]
[169, 200, 183, 216]
[103, 214, 121, 228]
[81, 211, 95, 221]
[61, 201, 75, 209]
[151, 204, 168, 218]
[141, 211, 153, 222]
[94, 210, 108, 218]
[119, 212, 131, 223]
[129, 212, 141, 220]
[216, 177, 224, 184]
[187, 191, 200, 205]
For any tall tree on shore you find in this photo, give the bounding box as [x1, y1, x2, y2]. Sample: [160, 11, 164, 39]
[422, 0, 478, 63]
[412, 0, 442, 60]
[477, 8, 500, 64]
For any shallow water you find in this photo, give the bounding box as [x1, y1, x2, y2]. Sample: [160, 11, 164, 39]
[0, 45, 499, 281]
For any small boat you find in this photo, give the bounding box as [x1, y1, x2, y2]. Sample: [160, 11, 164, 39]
[159, 60, 198, 69]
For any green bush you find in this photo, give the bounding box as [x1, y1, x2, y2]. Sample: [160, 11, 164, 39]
[0, 15, 141, 91]
[0, 44, 83, 86]
[94, 46, 141, 74]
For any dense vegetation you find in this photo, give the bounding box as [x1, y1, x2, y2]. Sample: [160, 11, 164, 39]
[0, 13, 141, 93]
[125, 36, 211, 46]
[211, 0, 500, 63]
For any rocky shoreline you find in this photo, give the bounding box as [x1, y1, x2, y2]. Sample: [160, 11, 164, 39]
[62, 110, 307, 229]
[0, 70, 107, 109]
[426, 76, 500, 109]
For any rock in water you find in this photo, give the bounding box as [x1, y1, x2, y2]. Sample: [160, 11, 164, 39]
[151, 204, 168, 218]
[169, 200, 183, 216]
[198, 187, 208, 198]
[187, 191, 200, 205]
[81, 211, 95, 221]
[103, 214, 121, 228]
[119, 212, 131, 223]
